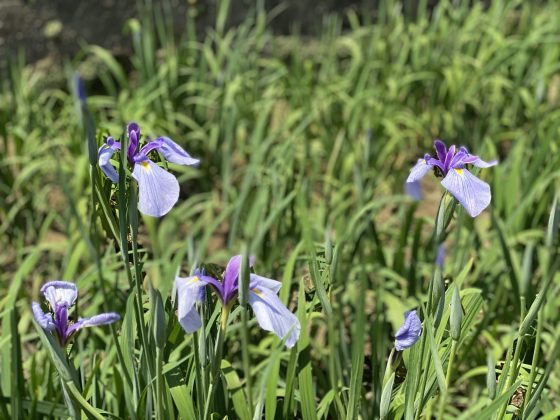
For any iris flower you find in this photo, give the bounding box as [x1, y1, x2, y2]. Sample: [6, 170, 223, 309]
[98, 122, 200, 217]
[406, 140, 497, 217]
[176, 255, 301, 348]
[395, 310, 421, 351]
[32, 281, 120, 346]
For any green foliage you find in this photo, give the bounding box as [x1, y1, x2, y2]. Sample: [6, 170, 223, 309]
[1, 0, 560, 418]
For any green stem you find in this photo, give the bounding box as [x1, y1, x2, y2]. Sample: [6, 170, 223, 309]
[203, 305, 231, 420]
[437, 339, 458, 419]
[156, 347, 165, 419]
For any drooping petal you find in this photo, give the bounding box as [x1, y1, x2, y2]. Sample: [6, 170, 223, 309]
[404, 180, 422, 201]
[98, 144, 119, 182]
[395, 310, 422, 351]
[441, 168, 491, 217]
[156, 137, 200, 166]
[469, 157, 498, 168]
[249, 286, 300, 348]
[406, 158, 434, 183]
[32, 302, 55, 331]
[434, 139, 447, 163]
[41, 281, 78, 311]
[250, 273, 282, 294]
[132, 159, 180, 217]
[67, 312, 120, 335]
[175, 275, 209, 333]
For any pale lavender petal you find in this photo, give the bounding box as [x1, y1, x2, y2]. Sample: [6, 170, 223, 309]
[470, 157, 498, 168]
[441, 168, 491, 217]
[67, 312, 120, 335]
[404, 180, 422, 201]
[249, 286, 300, 348]
[41, 281, 77, 311]
[98, 144, 119, 182]
[175, 275, 208, 333]
[434, 139, 447, 163]
[32, 302, 55, 331]
[395, 310, 421, 351]
[223, 255, 255, 303]
[157, 137, 200, 166]
[406, 158, 433, 183]
[249, 273, 282, 294]
[132, 159, 180, 217]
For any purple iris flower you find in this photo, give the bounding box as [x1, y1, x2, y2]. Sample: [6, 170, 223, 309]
[98, 122, 200, 217]
[406, 140, 497, 217]
[32, 281, 120, 346]
[175, 256, 301, 348]
[395, 310, 421, 351]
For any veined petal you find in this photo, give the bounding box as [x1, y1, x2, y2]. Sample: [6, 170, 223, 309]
[41, 281, 77, 311]
[32, 302, 55, 331]
[434, 139, 447, 163]
[98, 144, 119, 183]
[406, 158, 433, 183]
[441, 168, 491, 217]
[67, 312, 120, 335]
[470, 157, 498, 168]
[249, 286, 300, 348]
[404, 180, 422, 201]
[175, 275, 208, 333]
[250, 273, 282, 294]
[132, 159, 180, 217]
[157, 137, 200, 166]
[395, 310, 421, 351]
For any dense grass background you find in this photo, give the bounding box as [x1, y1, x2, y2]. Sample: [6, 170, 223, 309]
[1, 0, 560, 418]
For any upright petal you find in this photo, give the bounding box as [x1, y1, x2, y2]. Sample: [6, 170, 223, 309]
[395, 310, 422, 351]
[98, 139, 121, 183]
[32, 302, 55, 331]
[249, 286, 300, 348]
[175, 275, 209, 333]
[222, 255, 256, 303]
[132, 159, 180, 217]
[441, 168, 491, 217]
[406, 158, 434, 183]
[434, 139, 447, 163]
[128, 122, 140, 159]
[41, 281, 78, 311]
[67, 312, 120, 335]
[157, 137, 200, 166]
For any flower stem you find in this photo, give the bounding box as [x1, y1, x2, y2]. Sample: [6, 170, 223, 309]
[437, 339, 458, 419]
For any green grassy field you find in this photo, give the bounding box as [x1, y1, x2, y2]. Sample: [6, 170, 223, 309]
[1, 0, 560, 418]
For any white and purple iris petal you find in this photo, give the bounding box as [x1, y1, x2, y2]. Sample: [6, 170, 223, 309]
[156, 137, 201, 166]
[98, 138, 121, 183]
[132, 158, 180, 218]
[395, 310, 422, 351]
[33, 281, 120, 346]
[405, 140, 497, 218]
[175, 274, 209, 333]
[248, 274, 301, 348]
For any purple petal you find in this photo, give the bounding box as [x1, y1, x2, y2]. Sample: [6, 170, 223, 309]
[249, 286, 300, 348]
[395, 310, 421, 351]
[156, 137, 200, 166]
[67, 312, 120, 335]
[406, 158, 434, 183]
[175, 275, 209, 333]
[443, 145, 456, 172]
[32, 302, 55, 331]
[40, 281, 77, 311]
[128, 122, 140, 159]
[436, 244, 445, 268]
[404, 180, 422, 201]
[98, 144, 119, 183]
[132, 159, 180, 217]
[434, 139, 447, 163]
[222, 255, 255, 303]
[441, 168, 491, 217]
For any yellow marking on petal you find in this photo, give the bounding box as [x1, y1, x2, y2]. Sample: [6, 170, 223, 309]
[187, 276, 200, 285]
[140, 161, 150, 171]
[251, 287, 263, 297]
[455, 168, 464, 176]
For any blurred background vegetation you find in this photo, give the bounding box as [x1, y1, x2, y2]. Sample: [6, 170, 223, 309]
[1, 0, 559, 418]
